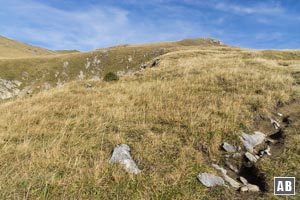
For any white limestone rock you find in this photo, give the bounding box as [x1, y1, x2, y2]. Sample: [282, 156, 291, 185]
[197, 173, 224, 187]
[240, 131, 265, 153]
[110, 144, 141, 174]
[222, 142, 236, 153]
[245, 152, 258, 163]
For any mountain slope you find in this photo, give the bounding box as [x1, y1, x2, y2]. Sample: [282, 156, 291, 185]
[0, 35, 55, 58]
[0, 38, 225, 100]
[0, 44, 300, 199]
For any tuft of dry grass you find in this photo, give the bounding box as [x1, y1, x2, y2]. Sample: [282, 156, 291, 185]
[0, 46, 300, 199]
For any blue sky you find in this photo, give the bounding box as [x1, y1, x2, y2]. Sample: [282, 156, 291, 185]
[0, 0, 299, 51]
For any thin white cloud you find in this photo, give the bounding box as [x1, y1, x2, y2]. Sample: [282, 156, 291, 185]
[214, 2, 284, 15]
[0, 0, 132, 50]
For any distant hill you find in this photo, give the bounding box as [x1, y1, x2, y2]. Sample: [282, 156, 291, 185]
[55, 50, 80, 54]
[0, 35, 55, 58]
[0, 37, 227, 100]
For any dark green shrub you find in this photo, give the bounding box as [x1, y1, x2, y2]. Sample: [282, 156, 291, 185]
[103, 72, 119, 82]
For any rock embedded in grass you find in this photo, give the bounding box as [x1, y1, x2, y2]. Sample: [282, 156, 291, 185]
[222, 142, 236, 153]
[247, 184, 260, 192]
[212, 164, 241, 188]
[110, 144, 141, 174]
[225, 160, 239, 173]
[270, 118, 280, 129]
[197, 173, 224, 187]
[245, 152, 259, 163]
[239, 177, 248, 185]
[240, 131, 266, 153]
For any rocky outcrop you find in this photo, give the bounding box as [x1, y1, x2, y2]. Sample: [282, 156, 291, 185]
[0, 79, 22, 100]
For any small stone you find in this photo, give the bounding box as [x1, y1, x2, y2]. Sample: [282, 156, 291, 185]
[247, 184, 260, 192]
[225, 160, 239, 174]
[140, 63, 147, 69]
[110, 144, 141, 174]
[212, 164, 227, 175]
[240, 177, 248, 185]
[270, 118, 280, 129]
[223, 174, 241, 188]
[232, 153, 242, 158]
[85, 83, 93, 88]
[212, 164, 240, 188]
[277, 113, 283, 117]
[197, 173, 225, 187]
[245, 152, 258, 163]
[240, 186, 249, 192]
[265, 146, 271, 156]
[222, 142, 236, 153]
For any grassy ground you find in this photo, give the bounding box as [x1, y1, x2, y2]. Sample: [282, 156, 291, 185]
[0, 36, 56, 58]
[0, 45, 300, 199]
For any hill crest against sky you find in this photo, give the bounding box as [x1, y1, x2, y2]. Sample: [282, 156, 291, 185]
[0, 0, 299, 51]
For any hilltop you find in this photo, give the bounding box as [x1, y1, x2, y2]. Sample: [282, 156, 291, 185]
[0, 37, 300, 199]
[0, 35, 56, 58]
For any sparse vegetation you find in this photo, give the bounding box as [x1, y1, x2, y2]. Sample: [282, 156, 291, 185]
[0, 37, 300, 199]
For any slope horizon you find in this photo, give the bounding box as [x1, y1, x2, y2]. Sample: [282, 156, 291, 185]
[1, 0, 300, 51]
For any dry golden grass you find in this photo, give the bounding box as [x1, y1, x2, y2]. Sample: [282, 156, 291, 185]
[0, 46, 300, 199]
[0, 36, 56, 58]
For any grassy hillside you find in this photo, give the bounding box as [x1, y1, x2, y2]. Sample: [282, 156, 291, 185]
[0, 45, 300, 199]
[0, 36, 56, 58]
[0, 38, 226, 100]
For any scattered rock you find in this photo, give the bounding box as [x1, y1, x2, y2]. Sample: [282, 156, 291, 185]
[63, 61, 69, 68]
[85, 61, 91, 69]
[197, 173, 224, 187]
[43, 82, 51, 90]
[212, 164, 240, 188]
[91, 76, 100, 81]
[247, 184, 260, 192]
[110, 144, 141, 174]
[140, 63, 147, 69]
[240, 186, 249, 192]
[232, 152, 242, 158]
[260, 146, 271, 156]
[277, 113, 283, 117]
[245, 152, 258, 163]
[270, 118, 280, 129]
[240, 131, 266, 153]
[212, 164, 227, 175]
[0, 78, 23, 100]
[222, 142, 236, 153]
[240, 177, 248, 185]
[117, 70, 126, 76]
[223, 174, 241, 188]
[78, 71, 85, 80]
[237, 146, 242, 151]
[225, 160, 239, 174]
[85, 83, 93, 88]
